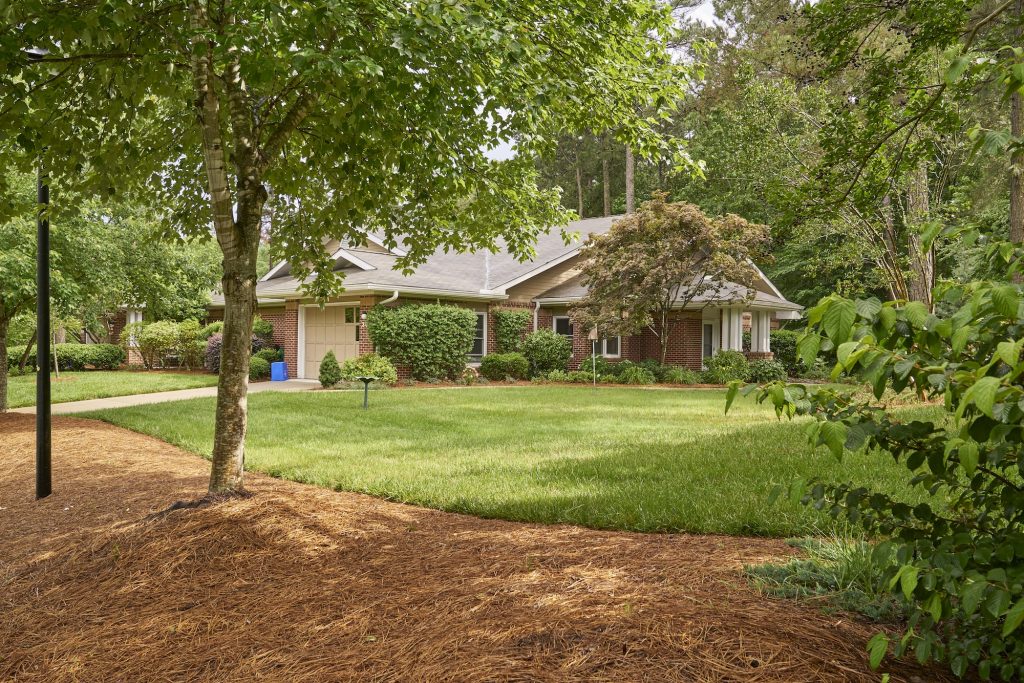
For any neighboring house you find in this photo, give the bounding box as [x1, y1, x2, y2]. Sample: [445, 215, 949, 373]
[207, 215, 803, 379]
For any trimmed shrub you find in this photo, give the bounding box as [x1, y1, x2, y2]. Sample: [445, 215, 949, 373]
[638, 358, 672, 382]
[248, 356, 270, 381]
[702, 350, 750, 384]
[663, 366, 702, 384]
[769, 329, 799, 375]
[366, 304, 476, 380]
[619, 365, 656, 385]
[199, 321, 223, 340]
[178, 319, 205, 370]
[479, 352, 529, 381]
[748, 358, 787, 382]
[493, 308, 531, 352]
[252, 315, 273, 340]
[319, 350, 342, 387]
[8, 343, 126, 371]
[340, 353, 399, 386]
[521, 329, 572, 376]
[255, 347, 283, 364]
[136, 321, 181, 369]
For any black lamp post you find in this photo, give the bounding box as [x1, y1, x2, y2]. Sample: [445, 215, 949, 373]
[36, 162, 51, 499]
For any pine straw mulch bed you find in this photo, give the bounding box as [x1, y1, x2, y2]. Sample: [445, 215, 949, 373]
[0, 413, 952, 682]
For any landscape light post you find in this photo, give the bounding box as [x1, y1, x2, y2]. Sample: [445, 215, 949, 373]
[36, 161, 51, 499]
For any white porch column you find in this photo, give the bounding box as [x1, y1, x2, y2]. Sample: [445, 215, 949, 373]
[750, 311, 771, 353]
[721, 308, 744, 351]
[760, 311, 771, 353]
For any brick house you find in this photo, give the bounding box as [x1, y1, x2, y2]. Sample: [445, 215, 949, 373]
[207, 215, 802, 380]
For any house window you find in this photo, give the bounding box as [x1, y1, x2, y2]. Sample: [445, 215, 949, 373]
[703, 323, 715, 358]
[600, 336, 620, 358]
[553, 316, 573, 340]
[469, 312, 486, 359]
[345, 307, 355, 324]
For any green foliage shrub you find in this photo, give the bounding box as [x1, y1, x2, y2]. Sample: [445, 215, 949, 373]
[177, 319, 205, 370]
[702, 350, 749, 384]
[769, 329, 799, 375]
[135, 321, 181, 369]
[248, 356, 270, 381]
[255, 347, 283, 364]
[252, 315, 273, 340]
[545, 369, 594, 383]
[521, 329, 572, 376]
[318, 350, 342, 388]
[479, 352, 529, 381]
[7, 343, 126, 371]
[203, 331, 268, 373]
[619, 365, 656, 385]
[663, 366, 702, 384]
[637, 358, 672, 382]
[493, 308, 530, 352]
[748, 359, 787, 382]
[339, 353, 399, 386]
[367, 304, 476, 380]
[199, 321, 223, 340]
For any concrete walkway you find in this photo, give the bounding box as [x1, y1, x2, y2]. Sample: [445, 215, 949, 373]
[11, 379, 319, 415]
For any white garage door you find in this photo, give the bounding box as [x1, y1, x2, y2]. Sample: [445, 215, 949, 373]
[303, 305, 359, 379]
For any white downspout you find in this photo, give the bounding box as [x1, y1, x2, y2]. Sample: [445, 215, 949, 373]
[380, 290, 399, 305]
[533, 300, 541, 332]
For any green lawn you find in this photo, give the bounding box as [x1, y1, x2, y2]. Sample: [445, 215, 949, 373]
[82, 386, 937, 537]
[7, 370, 219, 408]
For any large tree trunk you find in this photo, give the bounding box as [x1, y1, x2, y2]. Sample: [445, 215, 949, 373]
[1011, 0, 1023, 266]
[574, 145, 584, 218]
[625, 147, 635, 214]
[602, 137, 611, 217]
[906, 161, 934, 309]
[0, 315, 9, 413]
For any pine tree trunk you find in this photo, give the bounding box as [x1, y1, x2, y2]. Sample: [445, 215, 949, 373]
[0, 314, 9, 413]
[1011, 0, 1023, 267]
[602, 139, 611, 217]
[574, 146, 584, 218]
[906, 161, 934, 309]
[625, 147, 635, 214]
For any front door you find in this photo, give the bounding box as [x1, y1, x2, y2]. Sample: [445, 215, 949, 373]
[303, 306, 359, 379]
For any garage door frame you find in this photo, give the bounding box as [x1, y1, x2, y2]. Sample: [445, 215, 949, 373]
[297, 301, 360, 379]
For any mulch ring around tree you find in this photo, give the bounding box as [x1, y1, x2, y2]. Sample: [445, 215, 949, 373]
[0, 414, 952, 682]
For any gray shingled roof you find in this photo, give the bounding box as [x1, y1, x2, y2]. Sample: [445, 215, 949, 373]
[536, 275, 803, 310]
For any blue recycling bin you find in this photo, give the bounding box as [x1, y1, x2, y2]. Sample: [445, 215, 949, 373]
[270, 361, 288, 382]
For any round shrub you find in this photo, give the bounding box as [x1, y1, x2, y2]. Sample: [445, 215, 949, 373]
[521, 329, 572, 376]
[203, 331, 270, 373]
[769, 329, 799, 375]
[619, 365, 656, 385]
[748, 359, 787, 382]
[248, 356, 270, 381]
[366, 304, 476, 380]
[136, 321, 180, 369]
[252, 315, 274, 340]
[340, 353, 399, 386]
[637, 359, 671, 382]
[319, 350, 342, 388]
[479, 352, 529, 381]
[199, 321, 223, 340]
[663, 366, 702, 384]
[702, 350, 750, 384]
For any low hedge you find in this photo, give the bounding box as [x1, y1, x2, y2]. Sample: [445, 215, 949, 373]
[479, 352, 529, 381]
[521, 330, 572, 376]
[6, 343, 125, 371]
[249, 356, 270, 381]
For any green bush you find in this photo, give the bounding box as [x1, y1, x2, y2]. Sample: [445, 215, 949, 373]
[521, 329, 572, 376]
[7, 343, 126, 371]
[619, 365, 656, 385]
[177, 320, 205, 370]
[702, 350, 750, 384]
[748, 359, 787, 382]
[136, 321, 181, 369]
[339, 353, 399, 386]
[248, 356, 270, 381]
[663, 366, 702, 384]
[544, 369, 594, 383]
[493, 308, 531, 352]
[252, 315, 274, 340]
[637, 359, 672, 382]
[366, 304, 476, 380]
[769, 329, 799, 375]
[255, 347, 283, 364]
[199, 321, 223, 340]
[318, 350, 342, 388]
[479, 352, 529, 381]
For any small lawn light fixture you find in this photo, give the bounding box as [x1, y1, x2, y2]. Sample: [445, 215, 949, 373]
[588, 327, 599, 387]
[356, 375, 376, 409]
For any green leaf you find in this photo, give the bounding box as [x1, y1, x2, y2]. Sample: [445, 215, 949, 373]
[903, 301, 928, 329]
[724, 381, 740, 414]
[1003, 597, 1024, 637]
[797, 333, 821, 369]
[992, 285, 1020, 318]
[944, 55, 970, 85]
[965, 376, 1001, 418]
[822, 298, 857, 343]
[855, 297, 882, 319]
[819, 421, 848, 460]
[962, 580, 986, 616]
[959, 442, 979, 475]
[867, 632, 889, 669]
[899, 565, 919, 600]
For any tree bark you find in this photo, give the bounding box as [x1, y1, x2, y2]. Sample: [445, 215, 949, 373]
[19, 329, 36, 374]
[602, 136, 611, 217]
[1010, 0, 1023, 274]
[574, 144, 584, 219]
[0, 315, 9, 413]
[625, 147, 635, 214]
[906, 161, 934, 309]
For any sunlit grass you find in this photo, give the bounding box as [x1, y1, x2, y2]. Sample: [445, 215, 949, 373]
[83, 386, 939, 536]
[7, 370, 219, 408]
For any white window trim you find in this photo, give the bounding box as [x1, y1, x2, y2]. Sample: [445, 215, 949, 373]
[600, 336, 621, 359]
[468, 311, 487, 361]
[552, 315, 573, 339]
